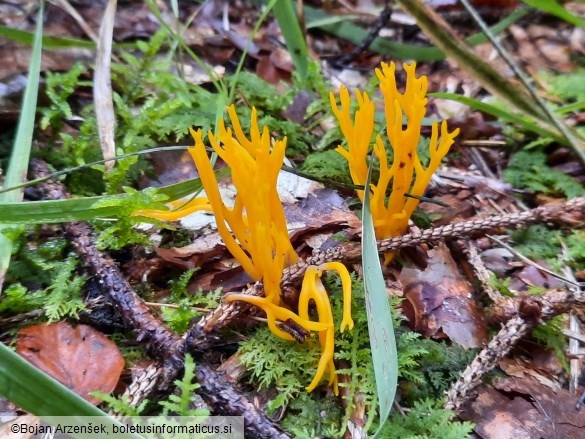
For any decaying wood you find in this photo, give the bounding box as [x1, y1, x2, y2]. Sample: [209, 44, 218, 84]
[196, 364, 292, 439]
[65, 220, 184, 385]
[121, 363, 164, 409]
[488, 287, 585, 325]
[445, 316, 531, 412]
[459, 240, 502, 302]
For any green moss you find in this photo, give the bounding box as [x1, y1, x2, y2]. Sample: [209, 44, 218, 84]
[160, 270, 221, 333]
[503, 149, 584, 198]
[379, 398, 474, 439]
[236, 274, 470, 437]
[300, 149, 352, 184]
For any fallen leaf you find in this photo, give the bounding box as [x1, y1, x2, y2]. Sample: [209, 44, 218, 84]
[509, 264, 563, 292]
[286, 188, 361, 242]
[399, 243, 488, 348]
[499, 358, 561, 391]
[460, 376, 585, 439]
[419, 191, 476, 225]
[17, 322, 124, 405]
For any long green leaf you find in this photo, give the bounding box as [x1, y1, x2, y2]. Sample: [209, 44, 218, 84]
[228, 0, 279, 104]
[0, 24, 95, 49]
[523, 0, 585, 29]
[304, 5, 528, 61]
[272, 0, 310, 84]
[0, 168, 229, 225]
[0, 2, 44, 290]
[0, 24, 135, 50]
[361, 165, 398, 436]
[0, 343, 142, 439]
[429, 92, 564, 141]
[0, 196, 124, 224]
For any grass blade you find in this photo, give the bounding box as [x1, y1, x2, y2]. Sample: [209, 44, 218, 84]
[0, 24, 96, 49]
[0, 2, 44, 290]
[361, 164, 398, 435]
[304, 4, 527, 61]
[94, 0, 118, 171]
[145, 0, 227, 97]
[272, 0, 310, 84]
[0, 168, 229, 225]
[228, 0, 279, 105]
[523, 0, 585, 29]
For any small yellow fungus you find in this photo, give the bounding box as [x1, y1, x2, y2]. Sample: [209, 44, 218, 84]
[133, 197, 212, 221]
[297, 262, 354, 394]
[331, 62, 460, 245]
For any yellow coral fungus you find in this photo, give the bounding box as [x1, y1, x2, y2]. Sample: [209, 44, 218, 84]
[136, 105, 354, 394]
[297, 262, 354, 394]
[133, 197, 212, 221]
[188, 107, 298, 298]
[331, 62, 460, 243]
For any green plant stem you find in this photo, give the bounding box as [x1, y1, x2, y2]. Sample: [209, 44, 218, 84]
[0, 1, 44, 291]
[270, 0, 310, 85]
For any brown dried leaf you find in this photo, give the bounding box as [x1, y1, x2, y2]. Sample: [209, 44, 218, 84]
[419, 191, 476, 226]
[17, 322, 124, 405]
[460, 376, 585, 439]
[286, 189, 361, 243]
[400, 243, 488, 348]
[255, 54, 291, 85]
[509, 264, 563, 293]
[499, 358, 561, 391]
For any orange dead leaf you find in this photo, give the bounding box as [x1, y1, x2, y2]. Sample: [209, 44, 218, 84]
[17, 322, 124, 405]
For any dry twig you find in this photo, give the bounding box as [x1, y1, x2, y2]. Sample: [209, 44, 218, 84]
[446, 287, 585, 412]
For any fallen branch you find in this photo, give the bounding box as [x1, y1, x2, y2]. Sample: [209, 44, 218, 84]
[445, 316, 530, 412]
[446, 287, 585, 412]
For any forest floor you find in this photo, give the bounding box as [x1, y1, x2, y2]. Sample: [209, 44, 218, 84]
[1, 1, 585, 438]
